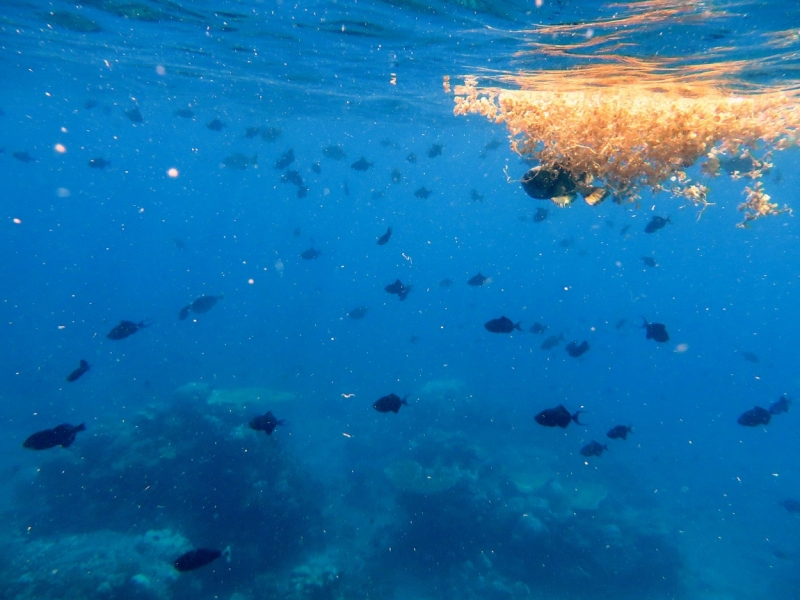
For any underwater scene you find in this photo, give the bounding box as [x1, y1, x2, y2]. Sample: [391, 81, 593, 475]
[2, 0, 800, 598]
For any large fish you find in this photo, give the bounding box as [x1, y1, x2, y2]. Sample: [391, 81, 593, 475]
[249, 411, 285, 435]
[23, 423, 85, 450]
[484, 316, 521, 333]
[373, 393, 408, 413]
[737, 406, 771, 427]
[535, 405, 583, 428]
[66, 359, 90, 382]
[641, 318, 669, 343]
[174, 548, 225, 572]
[107, 320, 149, 340]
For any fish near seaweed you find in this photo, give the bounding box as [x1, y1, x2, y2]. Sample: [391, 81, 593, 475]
[351, 157, 373, 171]
[66, 359, 91, 382]
[23, 423, 85, 450]
[607, 425, 633, 440]
[644, 216, 670, 233]
[580, 440, 608, 457]
[737, 406, 771, 427]
[467, 273, 488, 286]
[377, 227, 392, 245]
[484, 316, 521, 333]
[107, 320, 150, 340]
[641, 318, 669, 343]
[535, 404, 583, 428]
[249, 411, 284, 435]
[565, 340, 590, 357]
[373, 393, 408, 413]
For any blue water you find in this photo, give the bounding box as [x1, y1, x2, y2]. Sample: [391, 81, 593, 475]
[2, 1, 800, 598]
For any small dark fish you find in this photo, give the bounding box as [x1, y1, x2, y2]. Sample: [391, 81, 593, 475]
[377, 227, 392, 246]
[88, 157, 110, 169]
[23, 423, 85, 450]
[12, 151, 35, 163]
[373, 393, 408, 414]
[409, 335, 419, 344]
[467, 273, 488, 287]
[641, 256, 657, 268]
[293, 227, 302, 237]
[566, 340, 590, 357]
[769, 395, 791, 415]
[370, 190, 385, 200]
[391, 168, 402, 183]
[107, 320, 149, 340]
[427, 144, 443, 158]
[173, 238, 186, 250]
[406, 153, 417, 164]
[533, 208, 548, 222]
[384, 279, 410, 301]
[559, 237, 574, 249]
[84, 99, 98, 109]
[642, 318, 669, 343]
[741, 351, 759, 363]
[470, 189, 484, 202]
[322, 145, 346, 160]
[281, 170, 303, 187]
[644, 216, 670, 234]
[301, 247, 321, 260]
[178, 305, 191, 321]
[348, 306, 368, 320]
[244, 126, 261, 138]
[351, 157, 373, 171]
[174, 108, 194, 118]
[615, 318, 627, 329]
[125, 107, 143, 123]
[535, 404, 583, 428]
[439, 278, 454, 287]
[311, 161, 321, 174]
[781, 499, 800, 514]
[414, 187, 431, 199]
[189, 294, 223, 315]
[275, 149, 295, 169]
[223, 153, 257, 170]
[737, 406, 771, 427]
[484, 316, 521, 334]
[206, 118, 226, 131]
[484, 139, 503, 152]
[530, 322, 547, 334]
[249, 411, 284, 435]
[174, 548, 222, 572]
[580, 441, 608, 457]
[619, 225, 631, 236]
[66, 360, 90, 382]
[607, 425, 633, 440]
[260, 127, 282, 142]
[540, 333, 564, 350]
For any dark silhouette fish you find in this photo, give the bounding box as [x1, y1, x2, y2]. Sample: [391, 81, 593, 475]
[641, 256, 657, 267]
[66, 359, 90, 382]
[174, 548, 222, 572]
[322, 145, 346, 160]
[615, 318, 627, 329]
[377, 227, 392, 245]
[125, 107, 143, 123]
[88, 157, 110, 169]
[535, 405, 583, 428]
[351, 157, 373, 171]
[275, 149, 295, 169]
[223, 153, 257, 170]
[384, 279, 410, 301]
[439, 278, 454, 287]
[179, 295, 223, 320]
[260, 127, 281, 142]
[173, 238, 186, 250]
[311, 161, 321, 174]
[414, 187, 431, 199]
[249, 411, 284, 435]
[373, 393, 408, 413]
[301, 247, 321, 260]
[566, 340, 590, 357]
[642, 318, 669, 343]
[619, 225, 631, 236]
[427, 144, 443, 158]
[737, 406, 771, 427]
[540, 333, 564, 350]
[781, 499, 800, 514]
[644, 216, 670, 233]
[174, 108, 194, 118]
[23, 423, 85, 450]
[530, 322, 547, 334]
[244, 126, 261, 138]
[84, 99, 99, 109]
[348, 306, 368, 319]
[293, 227, 302, 237]
[484, 316, 521, 333]
[107, 320, 149, 340]
[468, 273, 488, 286]
[206, 118, 225, 131]
[580, 440, 608, 457]
[769, 395, 791, 415]
[533, 208, 548, 222]
[281, 170, 303, 187]
[607, 425, 633, 440]
[12, 151, 35, 163]
[391, 168, 402, 183]
[406, 153, 417, 163]
[741, 351, 759, 363]
[470, 189, 484, 202]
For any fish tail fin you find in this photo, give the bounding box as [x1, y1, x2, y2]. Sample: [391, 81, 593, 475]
[402, 395, 410, 405]
[572, 411, 585, 426]
[75, 423, 86, 432]
[514, 322, 522, 331]
[640, 316, 648, 328]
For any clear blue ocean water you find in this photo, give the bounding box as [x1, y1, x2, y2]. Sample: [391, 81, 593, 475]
[2, 1, 800, 598]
